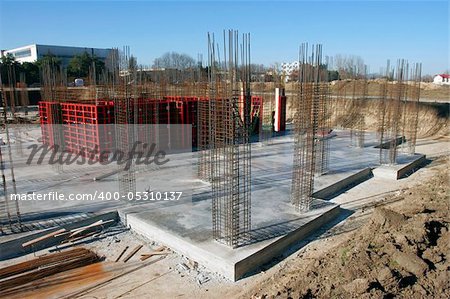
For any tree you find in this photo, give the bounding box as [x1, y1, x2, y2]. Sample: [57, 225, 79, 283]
[67, 52, 105, 78]
[327, 70, 339, 81]
[153, 52, 196, 70]
[0, 53, 17, 65]
[128, 55, 138, 72]
[35, 54, 62, 69]
[0, 53, 25, 87]
[20, 62, 40, 85]
[334, 54, 365, 79]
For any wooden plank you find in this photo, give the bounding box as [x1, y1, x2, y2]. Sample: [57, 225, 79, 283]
[22, 228, 67, 248]
[114, 246, 129, 262]
[69, 219, 114, 238]
[122, 245, 143, 263]
[140, 251, 169, 261]
[139, 246, 167, 261]
[69, 220, 103, 236]
[61, 231, 96, 244]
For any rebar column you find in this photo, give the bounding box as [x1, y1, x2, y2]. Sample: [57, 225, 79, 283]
[210, 31, 252, 248]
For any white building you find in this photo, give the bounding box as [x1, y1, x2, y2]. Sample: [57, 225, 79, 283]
[281, 61, 300, 82]
[0, 44, 114, 66]
[433, 74, 450, 85]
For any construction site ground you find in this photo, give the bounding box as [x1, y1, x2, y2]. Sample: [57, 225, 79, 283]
[1, 92, 449, 298]
[0, 131, 448, 298]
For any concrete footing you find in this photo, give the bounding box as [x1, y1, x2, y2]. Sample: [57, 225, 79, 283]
[313, 167, 373, 199]
[373, 154, 426, 180]
[123, 200, 340, 281]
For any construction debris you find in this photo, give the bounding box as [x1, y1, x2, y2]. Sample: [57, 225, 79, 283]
[21, 219, 115, 250]
[140, 245, 168, 261]
[123, 244, 143, 263]
[68, 219, 114, 238]
[196, 273, 211, 285]
[115, 245, 129, 262]
[176, 262, 190, 272]
[22, 228, 67, 248]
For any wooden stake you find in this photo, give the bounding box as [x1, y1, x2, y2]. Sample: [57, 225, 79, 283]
[123, 245, 143, 263]
[114, 246, 129, 262]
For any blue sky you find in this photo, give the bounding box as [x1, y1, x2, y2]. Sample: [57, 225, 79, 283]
[0, 0, 448, 75]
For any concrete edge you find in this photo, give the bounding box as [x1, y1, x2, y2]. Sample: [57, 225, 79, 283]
[124, 214, 235, 279]
[0, 211, 118, 261]
[312, 168, 373, 200]
[374, 136, 405, 149]
[397, 154, 427, 179]
[372, 154, 427, 180]
[124, 205, 342, 281]
[234, 204, 341, 280]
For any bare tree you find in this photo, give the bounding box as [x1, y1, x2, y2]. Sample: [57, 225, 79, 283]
[334, 54, 365, 79]
[153, 52, 196, 70]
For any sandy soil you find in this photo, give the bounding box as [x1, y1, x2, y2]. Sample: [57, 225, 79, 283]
[241, 156, 449, 299]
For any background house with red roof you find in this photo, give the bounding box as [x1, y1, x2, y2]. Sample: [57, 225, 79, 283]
[433, 74, 450, 85]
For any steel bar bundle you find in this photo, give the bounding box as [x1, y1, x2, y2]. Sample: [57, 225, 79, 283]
[355, 69, 367, 148]
[254, 74, 277, 145]
[378, 59, 409, 165]
[0, 65, 22, 233]
[388, 60, 408, 164]
[197, 95, 211, 180]
[109, 46, 137, 198]
[290, 43, 326, 212]
[377, 61, 390, 164]
[209, 30, 252, 248]
[315, 79, 331, 175]
[0, 247, 100, 295]
[402, 63, 422, 155]
[40, 60, 68, 173]
[346, 67, 367, 148]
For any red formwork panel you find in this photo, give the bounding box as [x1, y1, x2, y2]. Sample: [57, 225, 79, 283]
[38, 101, 63, 147]
[160, 96, 198, 149]
[156, 98, 184, 150]
[196, 97, 210, 149]
[176, 96, 198, 148]
[39, 95, 266, 156]
[60, 101, 115, 161]
[236, 95, 263, 134]
[132, 98, 158, 147]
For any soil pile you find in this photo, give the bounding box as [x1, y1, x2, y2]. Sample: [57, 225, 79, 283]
[247, 158, 449, 298]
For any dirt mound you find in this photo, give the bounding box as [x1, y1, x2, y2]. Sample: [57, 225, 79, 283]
[298, 98, 449, 138]
[245, 158, 450, 299]
[420, 82, 442, 91]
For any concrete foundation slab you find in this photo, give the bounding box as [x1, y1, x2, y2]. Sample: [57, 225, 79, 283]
[122, 199, 340, 281]
[373, 154, 427, 180]
[2, 127, 428, 280]
[117, 130, 400, 280]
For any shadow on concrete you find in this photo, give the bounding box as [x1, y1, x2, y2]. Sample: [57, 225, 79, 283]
[245, 201, 337, 246]
[0, 211, 85, 226]
[0, 211, 118, 261]
[240, 207, 354, 279]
